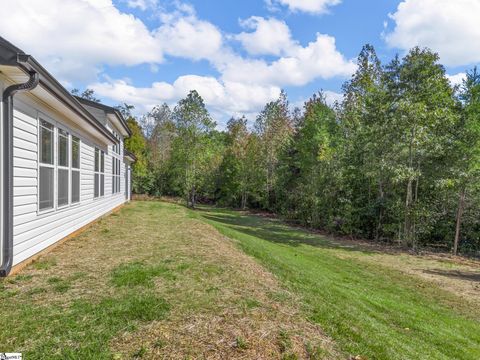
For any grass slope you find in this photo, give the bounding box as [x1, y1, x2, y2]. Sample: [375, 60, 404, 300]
[195, 206, 480, 360]
[0, 201, 338, 359]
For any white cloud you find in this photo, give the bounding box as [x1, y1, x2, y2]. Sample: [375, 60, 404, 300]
[292, 90, 342, 110]
[235, 17, 296, 56]
[89, 15, 354, 119]
[90, 76, 281, 120]
[446, 73, 466, 87]
[323, 90, 343, 106]
[221, 33, 356, 86]
[126, 0, 158, 11]
[154, 15, 223, 61]
[0, 0, 162, 82]
[268, 0, 342, 14]
[385, 0, 480, 66]
[0, 0, 354, 121]
[0, 0, 223, 82]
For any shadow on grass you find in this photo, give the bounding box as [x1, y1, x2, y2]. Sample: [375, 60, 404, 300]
[423, 269, 480, 282]
[198, 207, 376, 255]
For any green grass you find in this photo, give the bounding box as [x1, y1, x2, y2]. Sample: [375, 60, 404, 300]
[194, 206, 480, 360]
[0, 204, 177, 359]
[3, 201, 326, 358]
[111, 261, 174, 287]
[1, 291, 169, 359]
[2, 201, 478, 359]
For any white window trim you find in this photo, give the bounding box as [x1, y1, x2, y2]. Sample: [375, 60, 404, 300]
[57, 126, 70, 209]
[111, 148, 121, 195]
[37, 114, 83, 214]
[38, 117, 55, 214]
[71, 135, 81, 205]
[94, 147, 105, 199]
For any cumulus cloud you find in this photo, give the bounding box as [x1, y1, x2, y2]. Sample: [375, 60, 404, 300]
[155, 15, 223, 61]
[235, 17, 296, 56]
[385, 0, 480, 66]
[267, 0, 342, 14]
[221, 33, 356, 86]
[0, 0, 165, 82]
[90, 76, 281, 120]
[0, 0, 353, 121]
[0, 0, 223, 81]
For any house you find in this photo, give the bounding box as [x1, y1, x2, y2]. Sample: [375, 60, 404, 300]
[0, 36, 136, 276]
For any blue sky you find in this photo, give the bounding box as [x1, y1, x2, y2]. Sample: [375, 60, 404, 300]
[1, 0, 479, 127]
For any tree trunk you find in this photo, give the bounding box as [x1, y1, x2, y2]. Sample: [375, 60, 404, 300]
[404, 127, 415, 248]
[404, 178, 413, 247]
[454, 188, 466, 256]
[375, 180, 384, 242]
[241, 191, 247, 210]
[190, 186, 196, 209]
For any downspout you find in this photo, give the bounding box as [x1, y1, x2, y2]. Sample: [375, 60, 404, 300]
[0, 70, 39, 276]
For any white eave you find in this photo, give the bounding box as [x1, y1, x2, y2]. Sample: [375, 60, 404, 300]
[107, 112, 130, 137]
[0, 65, 116, 146]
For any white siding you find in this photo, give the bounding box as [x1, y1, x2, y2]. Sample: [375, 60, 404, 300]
[11, 96, 128, 266]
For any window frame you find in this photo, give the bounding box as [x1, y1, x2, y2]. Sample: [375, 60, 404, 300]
[56, 126, 70, 209]
[38, 118, 55, 213]
[71, 135, 81, 204]
[94, 147, 105, 199]
[37, 115, 83, 214]
[112, 150, 121, 195]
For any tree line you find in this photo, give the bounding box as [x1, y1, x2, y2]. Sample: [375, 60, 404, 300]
[122, 45, 480, 255]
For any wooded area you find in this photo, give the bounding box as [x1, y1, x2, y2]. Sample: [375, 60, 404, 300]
[120, 45, 480, 255]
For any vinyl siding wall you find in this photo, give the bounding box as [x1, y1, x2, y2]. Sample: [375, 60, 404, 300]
[11, 94, 127, 266]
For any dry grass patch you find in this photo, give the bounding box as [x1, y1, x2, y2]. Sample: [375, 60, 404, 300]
[0, 201, 338, 359]
[324, 244, 480, 308]
[110, 207, 339, 359]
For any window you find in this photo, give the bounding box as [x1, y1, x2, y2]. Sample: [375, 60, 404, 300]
[112, 157, 121, 194]
[71, 136, 80, 203]
[57, 129, 69, 207]
[39, 118, 82, 212]
[94, 148, 105, 198]
[117, 159, 120, 192]
[112, 131, 121, 155]
[39, 120, 54, 210]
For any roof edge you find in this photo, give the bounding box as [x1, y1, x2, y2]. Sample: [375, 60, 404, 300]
[0, 36, 117, 144]
[75, 96, 132, 137]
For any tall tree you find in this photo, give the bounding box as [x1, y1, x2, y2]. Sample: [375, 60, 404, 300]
[142, 104, 176, 194]
[453, 67, 480, 254]
[254, 90, 293, 209]
[219, 116, 251, 208]
[341, 44, 389, 239]
[124, 118, 150, 194]
[385, 47, 459, 249]
[172, 90, 216, 208]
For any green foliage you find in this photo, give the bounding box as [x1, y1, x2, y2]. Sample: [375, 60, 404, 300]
[122, 45, 480, 254]
[171, 90, 218, 207]
[124, 117, 150, 193]
[71, 88, 100, 102]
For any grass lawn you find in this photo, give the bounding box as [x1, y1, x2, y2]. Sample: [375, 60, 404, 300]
[194, 206, 480, 360]
[0, 201, 337, 359]
[1, 200, 479, 359]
